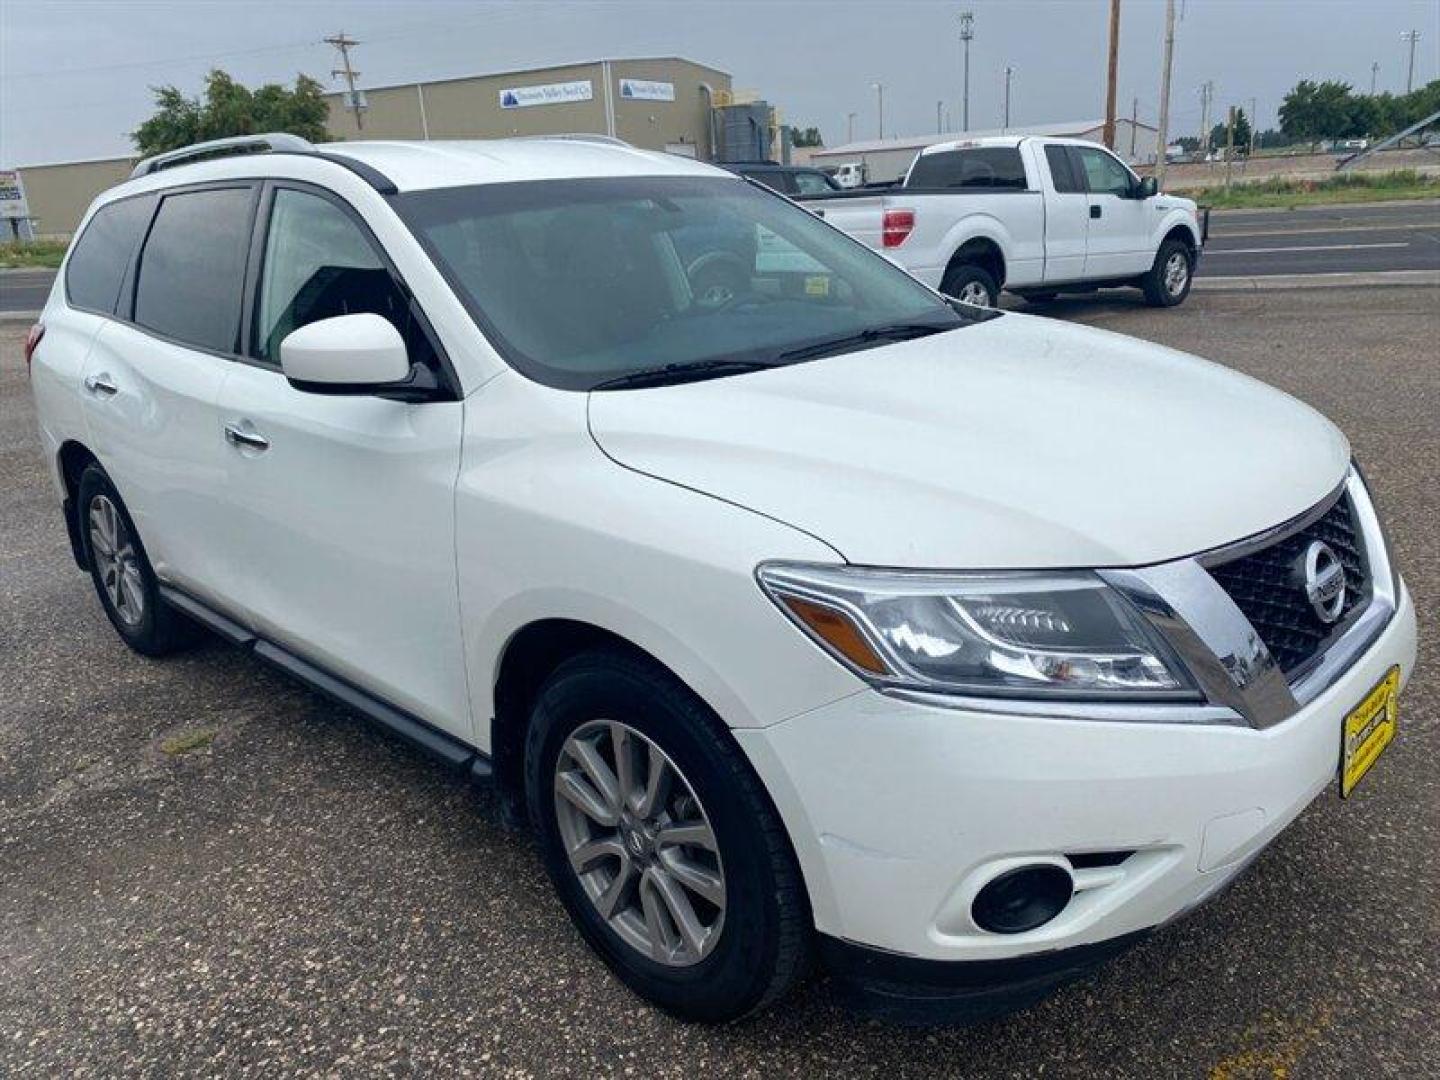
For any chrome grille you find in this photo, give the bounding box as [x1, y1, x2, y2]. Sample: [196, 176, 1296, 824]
[1206, 494, 1370, 675]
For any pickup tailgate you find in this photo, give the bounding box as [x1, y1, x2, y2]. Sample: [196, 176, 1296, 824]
[795, 192, 890, 251]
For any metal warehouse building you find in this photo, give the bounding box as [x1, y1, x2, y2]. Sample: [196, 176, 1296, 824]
[326, 56, 730, 155]
[804, 118, 1162, 184]
[14, 55, 731, 238]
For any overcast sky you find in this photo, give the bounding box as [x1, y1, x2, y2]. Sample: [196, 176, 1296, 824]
[3, 0, 1438, 166]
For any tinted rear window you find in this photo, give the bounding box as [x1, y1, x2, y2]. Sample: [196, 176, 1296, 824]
[134, 187, 253, 353]
[65, 196, 154, 314]
[1044, 145, 1084, 193]
[907, 148, 1028, 190]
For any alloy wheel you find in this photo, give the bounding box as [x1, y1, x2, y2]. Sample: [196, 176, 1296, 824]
[553, 719, 725, 966]
[1164, 251, 1189, 296]
[957, 280, 992, 307]
[88, 494, 145, 626]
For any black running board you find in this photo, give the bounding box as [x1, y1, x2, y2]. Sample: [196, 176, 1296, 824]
[158, 585, 492, 779]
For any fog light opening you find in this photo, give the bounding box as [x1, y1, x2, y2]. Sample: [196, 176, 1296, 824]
[972, 864, 1075, 934]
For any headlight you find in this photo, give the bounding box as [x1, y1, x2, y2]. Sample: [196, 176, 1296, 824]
[757, 563, 1198, 700]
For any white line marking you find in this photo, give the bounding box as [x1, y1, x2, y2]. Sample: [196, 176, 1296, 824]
[1205, 242, 1409, 255]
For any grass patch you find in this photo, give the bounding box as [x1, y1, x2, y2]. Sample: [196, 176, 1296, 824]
[1193, 169, 1440, 210]
[160, 728, 218, 756]
[0, 239, 68, 269]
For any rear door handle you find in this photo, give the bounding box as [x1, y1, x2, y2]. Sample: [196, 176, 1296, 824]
[83, 372, 118, 397]
[1090, 204, 1102, 219]
[224, 422, 270, 452]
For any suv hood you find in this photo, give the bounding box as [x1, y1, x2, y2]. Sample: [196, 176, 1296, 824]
[588, 313, 1349, 569]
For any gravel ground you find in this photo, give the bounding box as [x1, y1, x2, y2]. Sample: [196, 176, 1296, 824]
[1, 288, 1436, 1078]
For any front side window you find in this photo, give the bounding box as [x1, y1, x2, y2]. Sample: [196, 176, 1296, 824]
[396, 176, 974, 391]
[907, 148, 1028, 190]
[255, 187, 432, 368]
[65, 195, 155, 314]
[1074, 147, 1135, 197]
[133, 187, 253, 353]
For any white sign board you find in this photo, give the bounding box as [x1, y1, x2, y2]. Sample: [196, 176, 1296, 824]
[499, 80, 593, 109]
[0, 170, 27, 219]
[619, 79, 675, 102]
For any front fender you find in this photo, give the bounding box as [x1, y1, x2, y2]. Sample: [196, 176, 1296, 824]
[455, 373, 861, 750]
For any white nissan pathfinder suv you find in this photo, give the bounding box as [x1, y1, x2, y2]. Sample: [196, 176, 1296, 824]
[26, 134, 1417, 1024]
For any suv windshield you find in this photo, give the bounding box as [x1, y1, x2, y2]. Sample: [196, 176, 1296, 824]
[395, 175, 980, 390]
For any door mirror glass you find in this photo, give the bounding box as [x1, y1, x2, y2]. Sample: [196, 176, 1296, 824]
[1136, 176, 1159, 199]
[279, 313, 410, 389]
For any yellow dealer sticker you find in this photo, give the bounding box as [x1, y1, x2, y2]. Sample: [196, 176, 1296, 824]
[804, 275, 831, 297]
[1341, 665, 1399, 797]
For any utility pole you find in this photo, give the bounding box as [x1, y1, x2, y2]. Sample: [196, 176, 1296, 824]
[846, 111, 856, 144]
[1224, 105, 1236, 188]
[872, 82, 885, 139]
[325, 31, 364, 132]
[1198, 80, 1213, 155]
[1003, 66, 1014, 130]
[1401, 30, 1420, 93]
[937, 100, 944, 134]
[1130, 96, 1138, 157]
[1248, 96, 1257, 157]
[1370, 61, 1379, 95]
[1155, 0, 1176, 186]
[960, 11, 975, 132]
[1103, 0, 1122, 148]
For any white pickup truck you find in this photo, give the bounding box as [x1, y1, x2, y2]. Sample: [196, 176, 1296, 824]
[794, 136, 1205, 308]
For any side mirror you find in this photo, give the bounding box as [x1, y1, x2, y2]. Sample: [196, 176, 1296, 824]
[279, 313, 411, 392]
[1135, 176, 1159, 199]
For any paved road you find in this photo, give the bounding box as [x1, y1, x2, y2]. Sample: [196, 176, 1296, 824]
[1, 288, 1437, 1076]
[1197, 199, 1440, 278]
[0, 270, 53, 315]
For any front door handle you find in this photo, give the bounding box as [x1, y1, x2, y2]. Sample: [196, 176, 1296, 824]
[1090, 204, 1103, 219]
[223, 422, 270, 452]
[83, 372, 118, 397]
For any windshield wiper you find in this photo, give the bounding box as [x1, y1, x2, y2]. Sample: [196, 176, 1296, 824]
[774, 320, 959, 365]
[591, 357, 780, 391]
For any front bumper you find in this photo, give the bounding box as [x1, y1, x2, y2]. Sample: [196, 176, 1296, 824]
[735, 584, 1416, 975]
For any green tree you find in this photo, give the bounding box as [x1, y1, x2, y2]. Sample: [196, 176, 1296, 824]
[791, 126, 824, 148]
[1209, 108, 1253, 154]
[132, 69, 329, 156]
[1278, 79, 1353, 146]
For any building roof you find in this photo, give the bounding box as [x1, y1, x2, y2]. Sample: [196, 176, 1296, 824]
[325, 55, 730, 98]
[811, 118, 1160, 158]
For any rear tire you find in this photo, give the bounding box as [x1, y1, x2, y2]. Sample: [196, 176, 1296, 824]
[1142, 238, 1193, 307]
[940, 263, 999, 309]
[77, 464, 199, 656]
[526, 649, 811, 1022]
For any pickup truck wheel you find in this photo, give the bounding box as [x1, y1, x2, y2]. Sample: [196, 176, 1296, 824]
[76, 464, 199, 656]
[940, 263, 999, 308]
[526, 650, 811, 1022]
[1142, 239, 1194, 307]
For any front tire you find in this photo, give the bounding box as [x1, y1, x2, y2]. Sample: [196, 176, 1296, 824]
[526, 650, 811, 1022]
[940, 263, 999, 309]
[1142, 238, 1194, 307]
[77, 464, 198, 656]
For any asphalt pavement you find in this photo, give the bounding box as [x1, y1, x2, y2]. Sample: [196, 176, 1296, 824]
[0, 270, 53, 314]
[1197, 200, 1440, 278]
[1, 286, 1437, 1076]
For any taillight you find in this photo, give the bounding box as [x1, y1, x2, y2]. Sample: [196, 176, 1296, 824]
[882, 208, 915, 248]
[23, 322, 45, 375]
